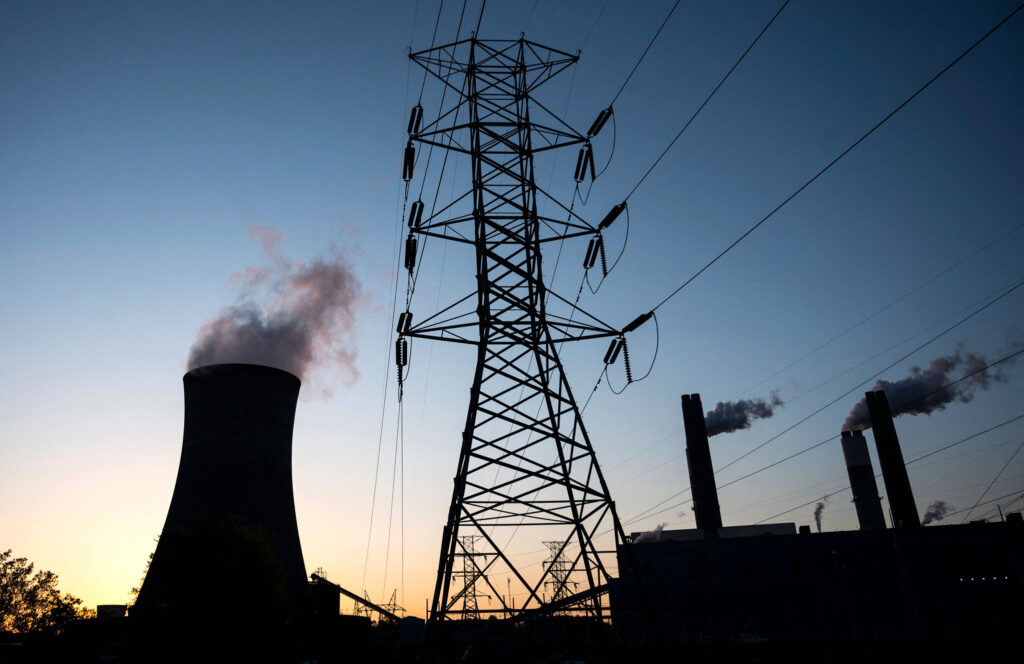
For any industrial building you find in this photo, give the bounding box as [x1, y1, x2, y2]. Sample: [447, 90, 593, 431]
[614, 391, 1024, 658]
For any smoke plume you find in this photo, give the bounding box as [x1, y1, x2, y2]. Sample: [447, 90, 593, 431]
[633, 523, 667, 543]
[922, 500, 952, 526]
[187, 225, 361, 394]
[813, 496, 829, 533]
[843, 344, 1009, 431]
[705, 391, 783, 437]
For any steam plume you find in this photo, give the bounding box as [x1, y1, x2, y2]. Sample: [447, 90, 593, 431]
[813, 496, 829, 533]
[633, 523, 667, 543]
[922, 500, 952, 526]
[705, 391, 783, 437]
[843, 344, 1009, 430]
[188, 226, 361, 394]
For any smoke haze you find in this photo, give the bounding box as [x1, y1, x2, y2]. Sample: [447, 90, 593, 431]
[188, 226, 361, 394]
[633, 523, 667, 543]
[705, 392, 783, 437]
[843, 344, 1009, 431]
[922, 500, 952, 525]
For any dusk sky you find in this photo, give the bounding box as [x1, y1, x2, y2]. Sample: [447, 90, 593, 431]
[2, 1, 1023, 617]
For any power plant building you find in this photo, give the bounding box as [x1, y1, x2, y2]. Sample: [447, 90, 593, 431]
[613, 390, 1024, 650]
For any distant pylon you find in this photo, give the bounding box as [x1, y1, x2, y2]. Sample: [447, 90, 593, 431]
[402, 37, 628, 622]
[452, 535, 486, 619]
[544, 540, 578, 612]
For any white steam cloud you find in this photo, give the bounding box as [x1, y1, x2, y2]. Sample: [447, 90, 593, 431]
[187, 225, 361, 395]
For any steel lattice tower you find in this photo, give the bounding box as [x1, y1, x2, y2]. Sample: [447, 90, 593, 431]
[402, 37, 627, 622]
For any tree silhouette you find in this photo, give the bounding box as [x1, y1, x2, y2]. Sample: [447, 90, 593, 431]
[0, 549, 86, 634]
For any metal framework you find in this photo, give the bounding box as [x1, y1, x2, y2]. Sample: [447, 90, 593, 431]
[402, 38, 628, 622]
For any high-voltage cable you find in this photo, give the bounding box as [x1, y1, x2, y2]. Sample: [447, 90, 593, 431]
[640, 2, 1024, 319]
[715, 277, 1024, 474]
[733, 220, 1024, 401]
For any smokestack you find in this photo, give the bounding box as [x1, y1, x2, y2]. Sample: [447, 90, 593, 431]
[136, 364, 310, 618]
[840, 430, 886, 530]
[865, 390, 920, 529]
[681, 394, 723, 534]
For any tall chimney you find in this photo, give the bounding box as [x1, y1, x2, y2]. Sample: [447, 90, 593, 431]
[840, 430, 886, 530]
[136, 364, 310, 618]
[681, 394, 722, 533]
[865, 390, 920, 528]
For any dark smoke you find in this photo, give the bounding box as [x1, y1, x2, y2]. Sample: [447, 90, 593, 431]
[188, 226, 361, 395]
[705, 391, 783, 437]
[922, 500, 952, 526]
[843, 344, 1009, 431]
[813, 497, 829, 533]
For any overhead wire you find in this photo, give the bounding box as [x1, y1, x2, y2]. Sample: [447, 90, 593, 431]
[580, 0, 610, 51]
[623, 0, 790, 201]
[608, 0, 681, 108]
[475, 0, 486, 34]
[361, 12, 422, 595]
[752, 413, 1024, 525]
[578, 0, 790, 401]
[733, 221, 1024, 400]
[944, 489, 1024, 521]
[644, 2, 1024, 316]
[417, 1, 446, 103]
[619, 344, 1024, 529]
[373, 0, 453, 604]
[714, 276, 1024, 474]
[959, 440, 1024, 523]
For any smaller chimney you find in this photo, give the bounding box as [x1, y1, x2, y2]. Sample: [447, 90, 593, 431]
[865, 390, 920, 528]
[681, 394, 722, 534]
[841, 430, 886, 530]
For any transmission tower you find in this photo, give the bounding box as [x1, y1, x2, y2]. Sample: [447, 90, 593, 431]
[452, 535, 488, 619]
[544, 540, 578, 611]
[400, 37, 629, 622]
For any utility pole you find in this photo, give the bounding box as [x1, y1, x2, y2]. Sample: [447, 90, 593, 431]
[402, 37, 627, 622]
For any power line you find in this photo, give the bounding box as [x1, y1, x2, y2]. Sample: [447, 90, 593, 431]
[623, 346, 1024, 530]
[645, 2, 1024, 315]
[362, 12, 425, 593]
[474, 0, 486, 35]
[960, 439, 1024, 523]
[417, 1, 445, 104]
[580, 0, 610, 51]
[608, 0, 681, 108]
[753, 414, 1024, 525]
[733, 221, 1024, 400]
[625, 0, 790, 201]
[715, 276, 1024, 474]
[935, 488, 1024, 522]
[907, 414, 1024, 466]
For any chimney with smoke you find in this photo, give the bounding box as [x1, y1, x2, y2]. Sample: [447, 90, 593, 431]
[840, 430, 886, 530]
[681, 393, 723, 535]
[865, 390, 920, 529]
[843, 344, 1007, 431]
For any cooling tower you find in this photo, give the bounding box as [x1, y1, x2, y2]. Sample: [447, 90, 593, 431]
[135, 363, 309, 618]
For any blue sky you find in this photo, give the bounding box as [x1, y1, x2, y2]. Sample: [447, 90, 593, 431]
[2, 0, 1022, 615]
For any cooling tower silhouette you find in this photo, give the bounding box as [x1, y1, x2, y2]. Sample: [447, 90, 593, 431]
[135, 363, 309, 618]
